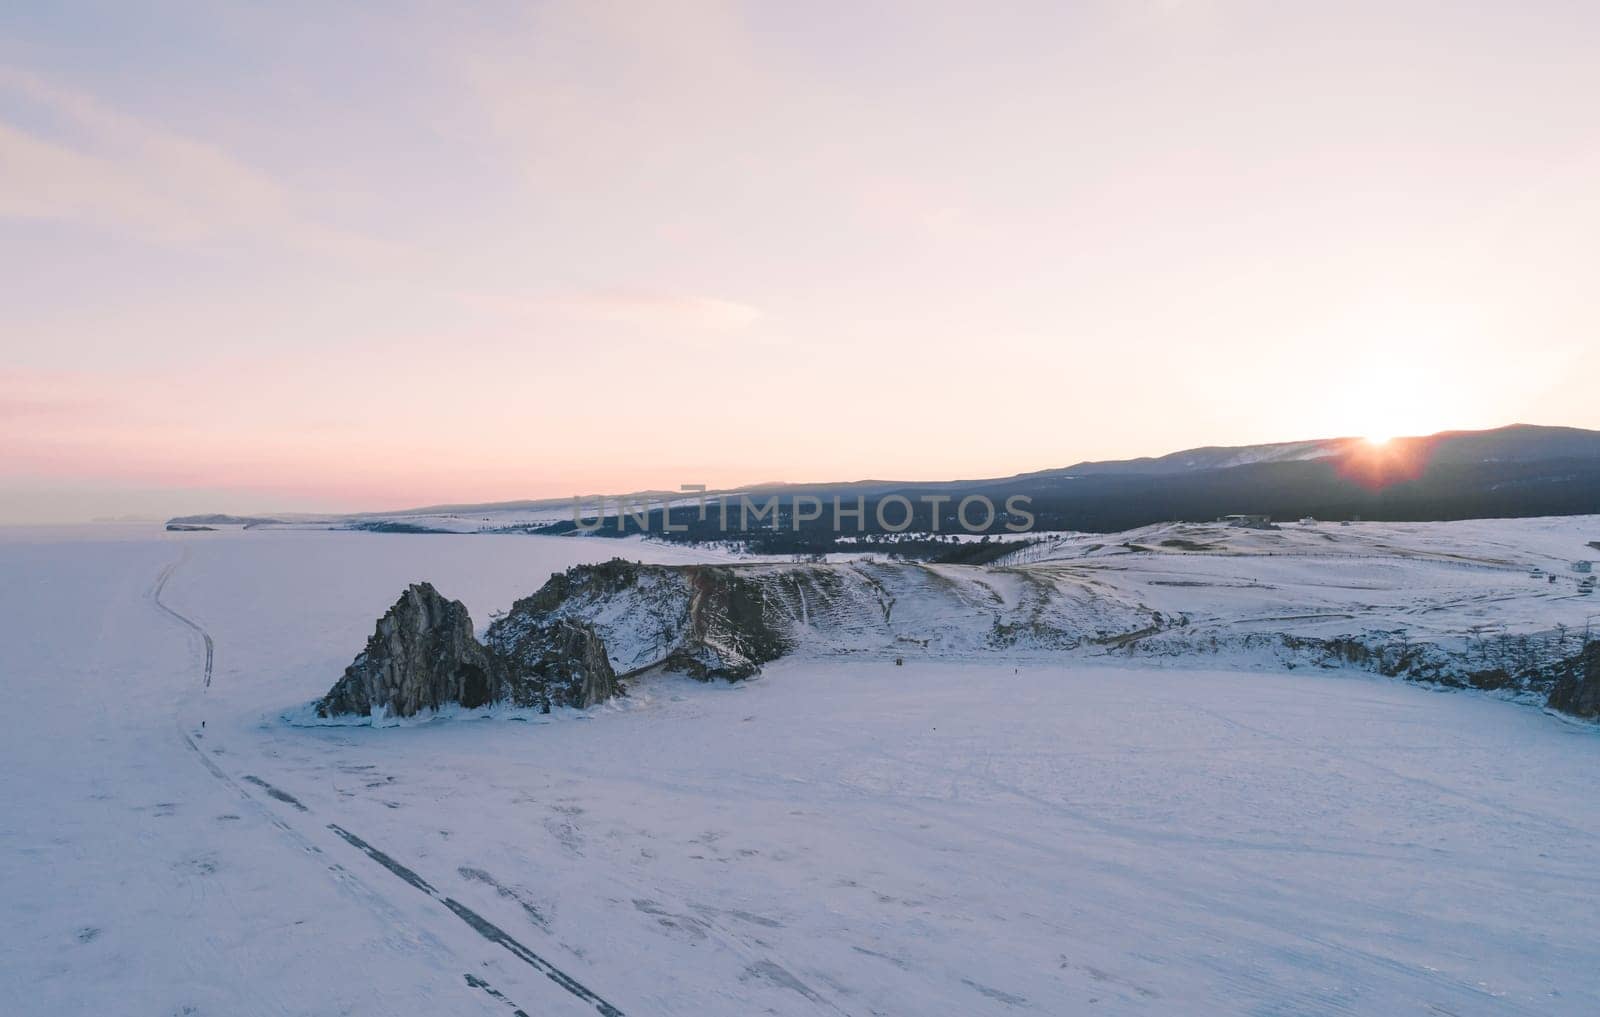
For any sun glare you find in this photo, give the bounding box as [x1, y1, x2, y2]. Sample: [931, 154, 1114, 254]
[1365, 434, 1392, 447]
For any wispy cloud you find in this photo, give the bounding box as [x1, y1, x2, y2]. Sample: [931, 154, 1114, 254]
[455, 287, 764, 333]
[550, 289, 763, 331]
[0, 66, 394, 259]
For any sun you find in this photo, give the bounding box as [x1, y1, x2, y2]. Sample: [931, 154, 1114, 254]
[1364, 434, 1392, 447]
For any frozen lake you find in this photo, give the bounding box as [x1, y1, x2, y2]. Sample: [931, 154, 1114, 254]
[2, 525, 1597, 1016]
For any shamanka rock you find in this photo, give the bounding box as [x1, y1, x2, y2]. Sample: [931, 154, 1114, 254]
[316, 583, 498, 718]
[315, 582, 621, 719]
[315, 559, 798, 719]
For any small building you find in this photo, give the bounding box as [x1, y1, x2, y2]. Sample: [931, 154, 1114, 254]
[1299, 516, 1317, 525]
[1574, 560, 1593, 574]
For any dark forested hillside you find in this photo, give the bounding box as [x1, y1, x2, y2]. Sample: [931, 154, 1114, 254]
[528, 425, 1600, 554]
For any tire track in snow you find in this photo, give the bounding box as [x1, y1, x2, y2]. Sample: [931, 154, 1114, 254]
[152, 552, 212, 687]
[241, 774, 310, 811]
[151, 553, 537, 1017]
[328, 824, 625, 1017]
[465, 973, 532, 1016]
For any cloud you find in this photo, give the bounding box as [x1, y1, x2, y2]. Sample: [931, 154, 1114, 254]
[0, 65, 395, 259]
[455, 287, 764, 333]
[552, 290, 764, 331]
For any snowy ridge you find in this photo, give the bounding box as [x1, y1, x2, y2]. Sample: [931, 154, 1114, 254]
[1064, 437, 1351, 475]
[482, 516, 1599, 702]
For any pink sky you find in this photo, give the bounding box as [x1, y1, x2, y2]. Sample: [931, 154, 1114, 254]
[3, 2, 1598, 522]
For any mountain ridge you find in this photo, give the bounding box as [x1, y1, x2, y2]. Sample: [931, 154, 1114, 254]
[169, 423, 1600, 535]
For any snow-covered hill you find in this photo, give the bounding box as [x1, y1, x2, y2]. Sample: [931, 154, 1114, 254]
[1000, 515, 1599, 649]
[359, 515, 1598, 716]
[1054, 436, 1352, 475]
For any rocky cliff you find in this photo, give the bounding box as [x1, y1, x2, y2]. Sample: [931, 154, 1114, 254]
[478, 556, 1159, 683]
[316, 559, 878, 718]
[1547, 642, 1600, 718]
[316, 583, 618, 718]
[486, 559, 799, 681]
[318, 553, 1600, 723]
[486, 617, 618, 709]
[317, 583, 497, 718]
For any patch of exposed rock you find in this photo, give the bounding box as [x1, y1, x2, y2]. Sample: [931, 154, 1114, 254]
[487, 618, 618, 709]
[316, 583, 618, 719]
[317, 559, 817, 718]
[1547, 642, 1600, 718]
[487, 559, 796, 681]
[318, 583, 495, 718]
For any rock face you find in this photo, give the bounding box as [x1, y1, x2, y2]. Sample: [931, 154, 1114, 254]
[317, 583, 498, 718]
[316, 583, 619, 719]
[1547, 642, 1600, 718]
[488, 559, 797, 681]
[488, 618, 618, 709]
[316, 560, 808, 719]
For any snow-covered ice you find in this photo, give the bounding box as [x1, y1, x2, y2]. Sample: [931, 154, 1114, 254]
[2, 524, 1598, 1016]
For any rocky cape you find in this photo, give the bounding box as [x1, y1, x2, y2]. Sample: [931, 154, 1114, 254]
[316, 583, 618, 719]
[317, 540, 1600, 722]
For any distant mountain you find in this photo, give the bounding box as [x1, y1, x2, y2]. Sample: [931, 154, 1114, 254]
[167, 424, 1600, 546]
[888, 423, 1600, 535]
[588, 424, 1600, 548]
[1041, 425, 1600, 479]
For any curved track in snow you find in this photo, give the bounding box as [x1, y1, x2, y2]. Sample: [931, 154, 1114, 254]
[150, 552, 629, 1017]
[152, 552, 212, 687]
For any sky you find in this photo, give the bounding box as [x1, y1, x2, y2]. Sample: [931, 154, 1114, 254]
[3, 1, 1598, 523]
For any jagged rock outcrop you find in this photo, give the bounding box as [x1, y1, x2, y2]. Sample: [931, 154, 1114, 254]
[483, 556, 1159, 682]
[488, 559, 797, 681]
[666, 565, 793, 679]
[318, 557, 1131, 721]
[316, 582, 619, 718]
[1547, 642, 1600, 718]
[488, 618, 618, 709]
[318, 583, 496, 718]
